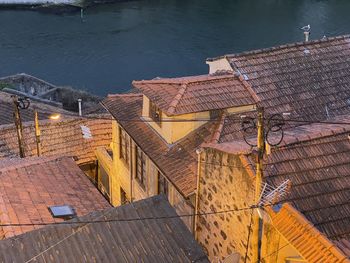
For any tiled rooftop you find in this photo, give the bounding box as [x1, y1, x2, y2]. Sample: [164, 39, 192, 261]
[0, 156, 111, 239]
[203, 115, 350, 258]
[0, 195, 209, 263]
[0, 116, 112, 164]
[102, 94, 217, 197]
[209, 35, 350, 121]
[0, 91, 72, 126]
[132, 73, 258, 116]
[265, 129, 350, 243]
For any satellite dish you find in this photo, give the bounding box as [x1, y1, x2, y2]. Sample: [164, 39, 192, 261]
[272, 203, 283, 213]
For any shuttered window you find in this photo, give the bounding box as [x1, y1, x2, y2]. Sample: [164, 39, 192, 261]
[119, 127, 129, 165]
[149, 101, 162, 125]
[158, 171, 169, 197]
[135, 147, 146, 189]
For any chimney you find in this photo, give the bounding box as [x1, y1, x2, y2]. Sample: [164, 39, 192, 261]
[304, 31, 310, 42]
[78, 98, 82, 116]
[301, 24, 311, 42]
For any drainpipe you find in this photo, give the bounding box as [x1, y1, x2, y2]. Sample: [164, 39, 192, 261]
[194, 148, 203, 239]
[130, 137, 133, 203]
[34, 110, 41, 156]
[78, 99, 82, 116]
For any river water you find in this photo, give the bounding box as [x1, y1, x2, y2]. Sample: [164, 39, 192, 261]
[1, 0, 350, 95]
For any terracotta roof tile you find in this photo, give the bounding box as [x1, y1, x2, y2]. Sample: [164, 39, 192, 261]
[102, 94, 217, 197]
[256, 119, 350, 252]
[223, 35, 350, 120]
[132, 74, 258, 116]
[0, 156, 111, 239]
[0, 116, 112, 164]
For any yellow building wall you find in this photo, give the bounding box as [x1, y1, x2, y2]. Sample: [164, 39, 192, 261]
[196, 148, 303, 262]
[142, 95, 209, 144]
[98, 119, 194, 231]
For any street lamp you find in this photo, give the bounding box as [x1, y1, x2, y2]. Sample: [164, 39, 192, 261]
[12, 95, 61, 158]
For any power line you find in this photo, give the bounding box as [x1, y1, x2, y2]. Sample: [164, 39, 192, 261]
[61, 112, 350, 126]
[0, 203, 278, 228]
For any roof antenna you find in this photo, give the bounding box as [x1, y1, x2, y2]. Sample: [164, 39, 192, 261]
[301, 24, 311, 42]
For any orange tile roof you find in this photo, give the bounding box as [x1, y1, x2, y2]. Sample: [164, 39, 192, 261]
[204, 116, 350, 260]
[0, 116, 112, 164]
[210, 35, 350, 121]
[132, 73, 258, 116]
[268, 204, 349, 262]
[0, 156, 111, 239]
[102, 94, 217, 197]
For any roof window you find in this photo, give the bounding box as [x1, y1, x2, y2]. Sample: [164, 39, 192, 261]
[48, 205, 76, 220]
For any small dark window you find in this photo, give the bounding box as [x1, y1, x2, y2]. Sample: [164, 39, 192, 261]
[135, 147, 146, 189]
[98, 165, 110, 199]
[120, 188, 129, 205]
[149, 102, 162, 125]
[119, 127, 129, 165]
[210, 110, 221, 120]
[158, 171, 169, 197]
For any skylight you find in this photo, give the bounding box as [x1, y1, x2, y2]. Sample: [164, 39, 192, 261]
[48, 205, 76, 219]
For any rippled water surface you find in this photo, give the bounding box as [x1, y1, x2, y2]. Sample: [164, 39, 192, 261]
[1, 0, 350, 95]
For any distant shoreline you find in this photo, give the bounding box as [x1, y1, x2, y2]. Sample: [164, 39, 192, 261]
[0, 0, 132, 13]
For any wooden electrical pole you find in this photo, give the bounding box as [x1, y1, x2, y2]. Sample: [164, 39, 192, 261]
[34, 110, 41, 156]
[13, 96, 25, 158]
[252, 107, 265, 263]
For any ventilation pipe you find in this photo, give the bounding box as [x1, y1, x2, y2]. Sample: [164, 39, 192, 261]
[78, 99, 82, 116]
[301, 24, 311, 42]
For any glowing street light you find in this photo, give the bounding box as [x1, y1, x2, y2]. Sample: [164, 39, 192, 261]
[49, 113, 61, 120]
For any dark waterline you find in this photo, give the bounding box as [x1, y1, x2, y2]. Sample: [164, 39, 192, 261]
[1, 0, 350, 95]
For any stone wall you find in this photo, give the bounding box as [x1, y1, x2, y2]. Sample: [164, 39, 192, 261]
[196, 148, 255, 262]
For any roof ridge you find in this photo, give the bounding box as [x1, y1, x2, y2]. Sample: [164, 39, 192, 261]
[107, 93, 143, 98]
[207, 34, 350, 61]
[0, 155, 70, 173]
[210, 111, 227, 143]
[133, 74, 235, 86]
[236, 74, 261, 103]
[272, 121, 350, 150]
[167, 84, 188, 115]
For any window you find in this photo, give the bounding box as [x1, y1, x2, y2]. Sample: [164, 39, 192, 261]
[120, 188, 129, 205]
[158, 171, 169, 197]
[98, 165, 110, 200]
[149, 101, 162, 125]
[135, 147, 146, 189]
[119, 127, 129, 165]
[210, 109, 221, 120]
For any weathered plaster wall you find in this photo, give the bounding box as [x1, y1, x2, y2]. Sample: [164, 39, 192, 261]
[206, 58, 233, 74]
[196, 148, 303, 262]
[197, 148, 255, 262]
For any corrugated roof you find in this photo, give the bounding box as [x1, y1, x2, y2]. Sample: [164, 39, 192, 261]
[0, 195, 209, 263]
[102, 94, 217, 197]
[0, 156, 111, 239]
[132, 73, 258, 116]
[0, 117, 112, 164]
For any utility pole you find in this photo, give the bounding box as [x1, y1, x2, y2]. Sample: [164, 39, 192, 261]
[252, 107, 265, 263]
[12, 96, 25, 158]
[34, 110, 41, 156]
